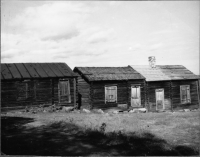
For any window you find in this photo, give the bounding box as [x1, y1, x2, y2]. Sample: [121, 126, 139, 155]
[180, 85, 191, 104]
[59, 80, 71, 103]
[105, 86, 117, 103]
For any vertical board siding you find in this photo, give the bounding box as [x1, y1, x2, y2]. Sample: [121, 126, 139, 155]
[147, 81, 171, 112]
[171, 80, 199, 110]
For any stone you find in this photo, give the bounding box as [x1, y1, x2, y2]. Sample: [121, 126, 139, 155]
[83, 108, 90, 113]
[63, 106, 74, 112]
[138, 108, 147, 113]
[113, 110, 119, 114]
[129, 109, 136, 113]
[97, 109, 104, 114]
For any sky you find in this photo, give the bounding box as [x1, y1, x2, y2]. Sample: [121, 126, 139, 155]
[1, 1, 199, 74]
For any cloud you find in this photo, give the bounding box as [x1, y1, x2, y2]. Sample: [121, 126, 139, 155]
[86, 28, 115, 44]
[41, 28, 80, 41]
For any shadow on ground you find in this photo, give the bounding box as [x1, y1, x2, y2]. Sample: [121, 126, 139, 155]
[1, 116, 198, 156]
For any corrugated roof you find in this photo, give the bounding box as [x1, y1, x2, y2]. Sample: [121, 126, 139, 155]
[74, 66, 145, 81]
[130, 65, 198, 81]
[1, 63, 77, 80]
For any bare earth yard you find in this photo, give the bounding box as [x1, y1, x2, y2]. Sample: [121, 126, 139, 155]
[1, 110, 200, 156]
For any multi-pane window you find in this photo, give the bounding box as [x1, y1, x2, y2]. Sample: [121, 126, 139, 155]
[105, 86, 117, 103]
[180, 85, 191, 104]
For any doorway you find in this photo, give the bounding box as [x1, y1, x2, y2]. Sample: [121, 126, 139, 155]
[131, 85, 141, 107]
[155, 89, 164, 110]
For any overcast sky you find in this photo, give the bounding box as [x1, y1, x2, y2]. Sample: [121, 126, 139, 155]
[1, 1, 199, 74]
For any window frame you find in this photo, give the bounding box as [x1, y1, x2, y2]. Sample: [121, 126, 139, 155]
[180, 85, 191, 104]
[105, 85, 117, 103]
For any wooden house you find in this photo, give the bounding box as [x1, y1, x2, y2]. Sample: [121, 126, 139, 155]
[73, 67, 145, 110]
[1, 63, 77, 110]
[130, 58, 199, 111]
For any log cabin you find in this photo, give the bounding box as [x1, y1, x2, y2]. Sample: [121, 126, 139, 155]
[1, 63, 78, 110]
[73, 67, 145, 110]
[130, 57, 199, 112]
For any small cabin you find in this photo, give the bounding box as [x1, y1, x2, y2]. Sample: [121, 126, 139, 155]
[130, 57, 199, 111]
[73, 67, 145, 110]
[1, 63, 77, 110]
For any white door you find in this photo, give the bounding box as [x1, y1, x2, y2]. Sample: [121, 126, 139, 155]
[156, 89, 164, 110]
[131, 86, 141, 107]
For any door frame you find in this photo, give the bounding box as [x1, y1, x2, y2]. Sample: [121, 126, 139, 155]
[131, 85, 141, 107]
[155, 88, 165, 110]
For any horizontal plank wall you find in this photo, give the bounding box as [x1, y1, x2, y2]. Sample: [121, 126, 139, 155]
[91, 79, 145, 109]
[147, 81, 171, 112]
[171, 80, 199, 110]
[91, 80, 127, 109]
[1, 78, 76, 109]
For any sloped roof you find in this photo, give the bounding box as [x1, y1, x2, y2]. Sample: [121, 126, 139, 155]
[130, 65, 198, 81]
[1, 63, 77, 80]
[74, 66, 145, 81]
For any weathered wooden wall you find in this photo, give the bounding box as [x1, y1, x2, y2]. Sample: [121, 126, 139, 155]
[76, 75, 91, 109]
[91, 81, 126, 109]
[1, 78, 76, 109]
[171, 80, 199, 110]
[147, 81, 171, 112]
[91, 80, 145, 109]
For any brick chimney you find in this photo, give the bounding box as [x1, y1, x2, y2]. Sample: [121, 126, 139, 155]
[149, 56, 156, 68]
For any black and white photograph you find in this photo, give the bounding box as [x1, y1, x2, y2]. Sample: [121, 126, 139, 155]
[1, 0, 200, 156]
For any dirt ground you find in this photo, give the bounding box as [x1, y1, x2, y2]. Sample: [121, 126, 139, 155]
[1, 109, 200, 156]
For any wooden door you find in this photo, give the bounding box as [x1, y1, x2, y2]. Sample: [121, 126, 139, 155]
[156, 89, 164, 110]
[131, 86, 141, 107]
[58, 80, 71, 103]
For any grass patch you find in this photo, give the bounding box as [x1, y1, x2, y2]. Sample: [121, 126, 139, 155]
[1, 115, 199, 156]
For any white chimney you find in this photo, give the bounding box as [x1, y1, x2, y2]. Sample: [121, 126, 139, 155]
[149, 56, 156, 68]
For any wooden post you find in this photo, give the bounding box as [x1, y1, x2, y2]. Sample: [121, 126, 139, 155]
[196, 81, 200, 108]
[58, 80, 60, 103]
[90, 82, 94, 110]
[170, 81, 173, 112]
[127, 80, 129, 109]
[73, 78, 76, 107]
[51, 79, 54, 105]
[147, 82, 149, 111]
[144, 80, 147, 109]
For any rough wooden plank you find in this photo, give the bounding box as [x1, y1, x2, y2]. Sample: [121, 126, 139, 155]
[1, 64, 13, 79]
[15, 63, 31, 78]
[39, 63, 57, 77]
[1, 73, 5, 80]
[6, 63, 22, 79]
[48, 63, 64, 77]
[31, 63, 49, 78]
[55, 63, 74, 77]
[24, 63, 40, 78]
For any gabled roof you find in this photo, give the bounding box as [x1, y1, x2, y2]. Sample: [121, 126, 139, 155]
[130, 65, 198, 81]
[74, 66, 145, 81]
[1, 63, 77, 80]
